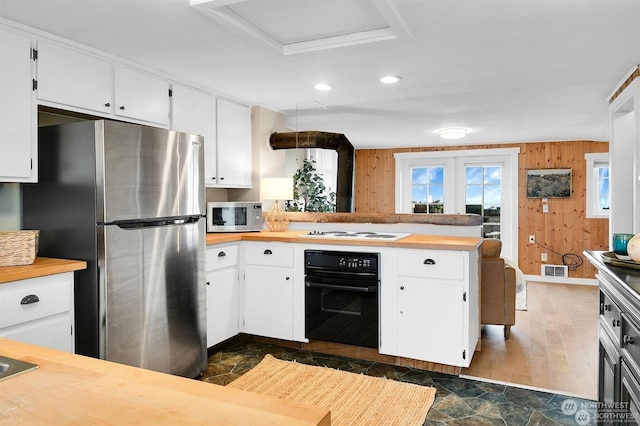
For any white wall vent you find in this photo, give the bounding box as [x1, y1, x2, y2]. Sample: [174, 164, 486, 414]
[541, 264, 568, 278]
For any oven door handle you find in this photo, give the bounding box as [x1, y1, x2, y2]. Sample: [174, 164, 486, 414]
[305, 281, 378, 293]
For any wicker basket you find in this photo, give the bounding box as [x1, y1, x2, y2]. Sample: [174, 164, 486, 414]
[0, 230, 39, 267]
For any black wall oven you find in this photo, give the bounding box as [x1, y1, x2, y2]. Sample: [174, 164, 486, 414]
[304, 249, 380, 349]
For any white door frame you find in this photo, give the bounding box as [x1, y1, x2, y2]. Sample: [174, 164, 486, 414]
[395, 147, 520, 261]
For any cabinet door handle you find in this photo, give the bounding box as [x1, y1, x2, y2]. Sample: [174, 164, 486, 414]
[20, 294, 40, 305]
[612, 318, 620, 327]
[220, 177, 224, 180]
[264, 249, 273, 255]
[119, 105, 125, 110]
[218, 251, 226, 257]
[423, 258, 436, 265]
[624, 335, 635, 345]
[104, 102, 111, 107]
[400, 286, 405, 290]
[285, 276, 290, 281]
[206, 281, 210, 286]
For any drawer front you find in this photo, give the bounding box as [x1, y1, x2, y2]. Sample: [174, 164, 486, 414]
[0, 315, 73, 353]
[622, 312, 640, 369]
[601, 290, 622, 345]
[206, 244, 239, 271]
[0, 277, 71, 328]
[397, 250, 465, 280]
[244, 243, 294, 268]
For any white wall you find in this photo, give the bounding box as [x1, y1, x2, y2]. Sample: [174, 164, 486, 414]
[0, 183, 21, 230]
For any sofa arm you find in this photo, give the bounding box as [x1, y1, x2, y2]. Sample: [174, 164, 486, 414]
[503, 265, 517, 326]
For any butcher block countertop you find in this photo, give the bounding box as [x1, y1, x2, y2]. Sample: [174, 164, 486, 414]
[0, 338, 331, 425]
[0, 257, 87, 284]
[207, 231, 482, 251]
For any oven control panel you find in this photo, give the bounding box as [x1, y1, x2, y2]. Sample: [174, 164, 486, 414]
[305, 249, 379, 274]
[339, 257, 373, 269]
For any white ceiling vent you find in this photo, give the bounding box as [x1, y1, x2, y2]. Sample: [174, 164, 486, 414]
[541, 264, 568, 279]
[190, 0, 411, 55]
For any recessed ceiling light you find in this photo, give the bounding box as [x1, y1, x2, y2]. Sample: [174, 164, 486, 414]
[438, 128, 468, 139]
[314, 83, 334, 91]
[379, 75, 402, 84]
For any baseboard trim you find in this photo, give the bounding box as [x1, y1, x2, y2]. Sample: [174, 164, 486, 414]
[523, 274, 598, 286]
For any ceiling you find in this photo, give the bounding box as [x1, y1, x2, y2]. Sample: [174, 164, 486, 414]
[0, 0, 639, 149]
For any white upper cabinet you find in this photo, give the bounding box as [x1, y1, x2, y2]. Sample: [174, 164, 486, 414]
[114, 66, 170, 126]
[36, 40, 112, 114]
[0, 28, 36, 182]
[36, 42, 170, 126]
[171, 85, 217, 186]
[216, 98, 251, 187]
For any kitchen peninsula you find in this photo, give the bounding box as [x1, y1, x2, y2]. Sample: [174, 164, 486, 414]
[206, 226, 482, 374]
[0, 338, 330, 425]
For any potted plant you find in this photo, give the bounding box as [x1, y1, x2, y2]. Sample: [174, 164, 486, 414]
[286, 159, 336, 212]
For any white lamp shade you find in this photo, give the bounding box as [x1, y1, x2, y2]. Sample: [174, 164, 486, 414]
[260, 177, 294, 200]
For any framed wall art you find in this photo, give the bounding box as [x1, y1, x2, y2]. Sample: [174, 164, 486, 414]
[527, 168, 572, 198]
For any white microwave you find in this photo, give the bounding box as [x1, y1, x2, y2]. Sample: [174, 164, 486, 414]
[206, 202, 264, 232]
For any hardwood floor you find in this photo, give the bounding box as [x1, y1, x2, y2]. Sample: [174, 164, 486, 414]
[461, 281, 599, 400]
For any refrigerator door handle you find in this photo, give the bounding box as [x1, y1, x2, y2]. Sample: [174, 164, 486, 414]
[111, 216, 202, 229]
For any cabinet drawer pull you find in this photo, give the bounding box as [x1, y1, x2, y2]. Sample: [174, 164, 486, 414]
[264, 249, 273, 255]
[206, 281, 210, 286]
[20, 294, 40, 305]
[400, 286, 405, 290]
[423, 258, 436, 265]
[612, 319, 620, 327]
[624, 335, 635, 345]
[104, 102, 111, 107]
[218, 251, 226, 257]
[603, 303, 611, 311]
[119, 105, 126, 110]
[285, 276, 290, 281]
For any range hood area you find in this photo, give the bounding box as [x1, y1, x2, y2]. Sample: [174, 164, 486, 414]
[269, 131, 354, 212]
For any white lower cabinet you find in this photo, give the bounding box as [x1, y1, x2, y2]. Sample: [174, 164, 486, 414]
[242, 243, 294, 340]
[205, 243, 239, 347]
[0, 273, 75, 353]
[397, 280, 464, 365]
[381, 248, 478, 367]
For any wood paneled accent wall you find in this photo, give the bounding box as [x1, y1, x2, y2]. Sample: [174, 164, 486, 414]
[354, 141, 609, 279]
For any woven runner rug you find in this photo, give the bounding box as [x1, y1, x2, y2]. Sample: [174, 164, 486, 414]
[227, 354, 436, 426]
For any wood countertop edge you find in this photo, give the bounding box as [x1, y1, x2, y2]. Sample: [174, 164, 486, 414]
[0, 338, 331, 425]
[0, 257, 87, 284]
[207, 231, 482, 251]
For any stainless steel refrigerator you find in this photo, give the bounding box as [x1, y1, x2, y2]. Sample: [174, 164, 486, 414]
[22, 120, 207, 378]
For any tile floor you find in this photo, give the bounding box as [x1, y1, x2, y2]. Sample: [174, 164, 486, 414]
[201, 337, 596, 425]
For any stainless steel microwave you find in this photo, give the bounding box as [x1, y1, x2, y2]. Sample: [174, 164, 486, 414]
[206, 202, 264, 232]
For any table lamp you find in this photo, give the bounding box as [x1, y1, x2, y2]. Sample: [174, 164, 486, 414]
[260, 177, 294, 232]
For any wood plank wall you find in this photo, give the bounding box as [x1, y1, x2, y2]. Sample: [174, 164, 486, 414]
[354, 141, 609, 279]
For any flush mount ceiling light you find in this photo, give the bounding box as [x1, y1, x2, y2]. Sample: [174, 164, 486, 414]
[438, 128, 468, 139]
[379, 75, 402, 84]
[314, 83, 334, 91]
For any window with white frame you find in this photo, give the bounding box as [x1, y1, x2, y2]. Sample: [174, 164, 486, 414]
[411, 166, 445, 213]
[465, 166, 502, 239]
[585, 152, 610, 218]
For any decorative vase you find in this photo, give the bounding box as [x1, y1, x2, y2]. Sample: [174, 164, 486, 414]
[627, 234, 640, 262]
